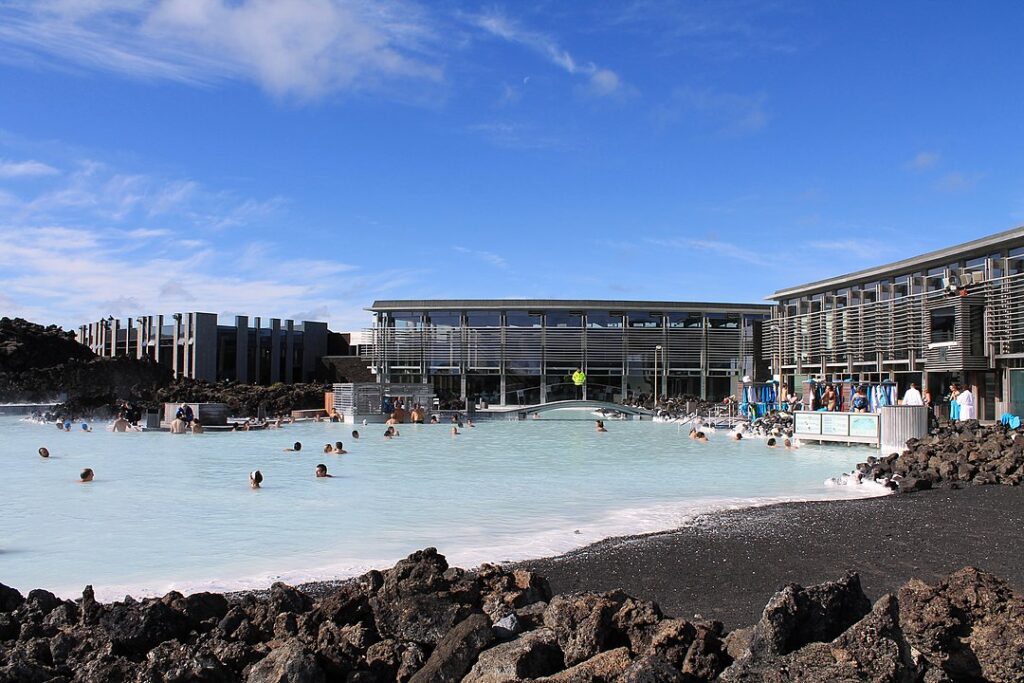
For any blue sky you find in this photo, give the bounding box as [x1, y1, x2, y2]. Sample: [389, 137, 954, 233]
[1, 1, 1022, 331]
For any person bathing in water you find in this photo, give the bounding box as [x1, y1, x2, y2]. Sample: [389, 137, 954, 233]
[595, 420, 607, 432]
[333, 441, 347, 454]
[351, 430, 360, 439]
[80, 468, 94, 482]
[250, 470, 263, 489]
[38, 447, 50, 458]
[323, 443, 334, 453]
[284, 442, 302, 452]
[315, 464, 333, 478]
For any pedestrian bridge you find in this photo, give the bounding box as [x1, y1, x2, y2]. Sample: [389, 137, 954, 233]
[481, 399, 653, 419]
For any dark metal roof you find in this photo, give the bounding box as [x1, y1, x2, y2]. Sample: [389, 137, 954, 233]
[368, 299, 771, 313]
[770, 224, 1024, 300]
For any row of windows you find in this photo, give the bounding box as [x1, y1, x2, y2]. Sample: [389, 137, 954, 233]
[382, 311, 763, 330]
[778, 249, 1024, 316]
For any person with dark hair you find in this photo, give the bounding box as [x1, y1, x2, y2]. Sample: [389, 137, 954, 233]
[38, 447, 50, 458]
[694, 432, 708, 443]
[766, 438, 777, 448]
[333, 441, 347, 454]
[595, 420, 607, 432]
[250, 470, 263, 489]
[451, 425, 460, 436]
[315, 464, 333, 478]
[384, 427, 395, 439]
[323, 443, 334, 453]
[284, 442, 302, 452]
[351, 430, 360, 439]
[80, 468, 94, 482]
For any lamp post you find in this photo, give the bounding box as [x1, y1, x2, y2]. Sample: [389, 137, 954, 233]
[654, 345, 662, 405]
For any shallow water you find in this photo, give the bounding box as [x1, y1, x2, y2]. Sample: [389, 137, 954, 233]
[0, 415, 884, 599]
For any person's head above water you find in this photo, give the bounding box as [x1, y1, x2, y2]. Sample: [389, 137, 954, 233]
[352, 430, 359, 439]
[80, 468, 94, 482]
[38, 447, 49, 458]
[766, 438, 777, 447]
[323, 443, 333, 453]
[315, 464, 331, 478]
[335, 441, 343, 451]
[250, 470, 263, 488]
[292, 442, 302, 451]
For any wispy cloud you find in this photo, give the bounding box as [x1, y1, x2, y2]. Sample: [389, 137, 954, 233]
[904, 151, 940, 171]
[0, 0, 444, 100]
[655, 87, 767, 135]
[937, 171, 981, 194]
[471, 10, 623, 97]
[0, 148, 420, 331]
[807, 239, 896, 261]
[453, 245, 509, 270]
[0, 158, 60, 178]
[645, 236, 769, 265]
[466, 121, 568, 150]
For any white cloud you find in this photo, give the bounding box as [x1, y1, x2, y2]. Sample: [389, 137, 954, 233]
[645, 236, 769, 265]
[807, 239, 893, 261]
[0, 158, 60, 178]
[453, 245, 509, 270]
[0, 0, 443, 99]
[656, 87, 767, 134]
[905, 151, 940, 171]
[937, 171, 981, 194]
[472, 10, 623, 96]
[0, 152, 421, 332]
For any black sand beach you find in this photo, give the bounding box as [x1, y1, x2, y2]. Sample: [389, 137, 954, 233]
[519, 485, 1024, 630]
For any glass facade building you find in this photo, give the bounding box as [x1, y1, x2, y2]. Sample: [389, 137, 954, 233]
[764, 225, 1024, 420]
[368, 300, 770, 405]
[78, 313, 328, 384]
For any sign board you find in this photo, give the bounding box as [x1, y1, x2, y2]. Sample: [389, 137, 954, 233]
[795, 412, 821, 435]
[850, 414, 880, 438]
[821, 413, 850, 436]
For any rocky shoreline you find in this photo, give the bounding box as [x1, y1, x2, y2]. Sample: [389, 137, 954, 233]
[855, 419, 1024, 492]
[2, 547, 1021, 682]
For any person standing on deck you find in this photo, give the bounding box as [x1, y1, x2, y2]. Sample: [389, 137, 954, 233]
[954, 383, 976, 421]
[903, 383, 923, 406]
[572, 367, 586, 400]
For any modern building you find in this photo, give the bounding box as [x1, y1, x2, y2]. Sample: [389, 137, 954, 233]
[764, 224, 1024, 420]
[77, 313, 328, 384]
[367, 299, 771, 405]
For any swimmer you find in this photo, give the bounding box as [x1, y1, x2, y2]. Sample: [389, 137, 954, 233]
[784, 438, 795, 450]
[467, 419, 475, 428]
[315, 464, 333, 478]
[766, 438, 777, 448]
[384, 427, 395, 439]
[430, 415, 439, 424]
[250, 470, 263, 489]
[352, 430, 360, 439]
[333, 441, 347, 454]
[451, 426, 460, 436]
[169, 418, 187, 434]
[81, 423, 92, 432]
[688, 428, 697, 440]
[596, 420, 607, 433]
[695, 431, 709, 443]
[190, 419, 204, 434]
[38, 447, 49, 458]
[323, 443, 334, 453]
[80, 468, 94, 483]
[284, 442, 302, 452]
[112, 416, 130, 432]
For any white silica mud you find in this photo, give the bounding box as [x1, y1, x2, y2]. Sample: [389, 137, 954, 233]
[0, 415, 886, 600]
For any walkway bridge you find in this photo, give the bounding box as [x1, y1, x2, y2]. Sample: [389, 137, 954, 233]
[480, 399, 654, 420]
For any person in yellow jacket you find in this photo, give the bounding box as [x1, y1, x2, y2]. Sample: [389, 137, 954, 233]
[572, 367, 586, 399]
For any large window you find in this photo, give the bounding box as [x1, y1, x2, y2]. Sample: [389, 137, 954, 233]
[466, 311, 501, 327]
[546, 312, 582, 328]
[668, 312, 703, 328]
[506, 312, 542, 327]
[586, 312, 623, 328]
[628, 313, 662, 328]
[388, 312, 420, 329]
[931, 307, 956, 343]
[424, 311, 460, 328]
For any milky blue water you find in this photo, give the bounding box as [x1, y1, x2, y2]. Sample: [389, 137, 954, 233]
[0, 414, 884, 600]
